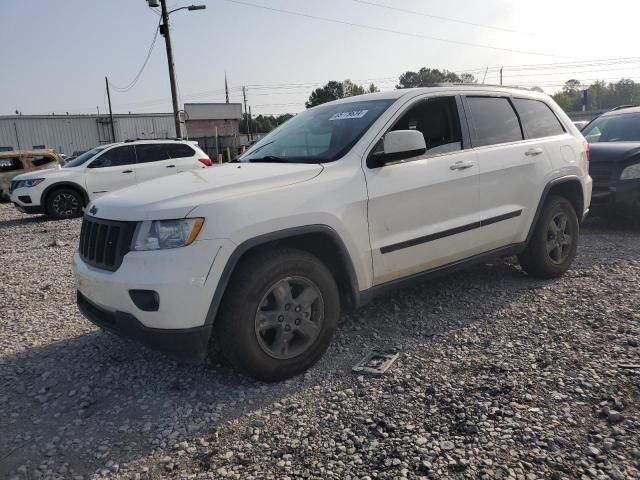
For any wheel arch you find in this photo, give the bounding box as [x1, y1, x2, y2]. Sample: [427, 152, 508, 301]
[527, 175, 585, 244]
[42, 182, 89, 213]
[204, 225, 361, 327]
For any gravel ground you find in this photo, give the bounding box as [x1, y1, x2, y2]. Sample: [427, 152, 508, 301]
[1, 202, 639, 480]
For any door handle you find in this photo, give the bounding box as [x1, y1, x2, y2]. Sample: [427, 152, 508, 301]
[450, 160, 474, 171]
[525, 148, 544, 157]
[121, 169, 133, 173]
[166, 164, 176, 168]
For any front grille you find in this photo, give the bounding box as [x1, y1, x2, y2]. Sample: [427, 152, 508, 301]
[79, 216, 137, 271]
[589, 164, 614, 185]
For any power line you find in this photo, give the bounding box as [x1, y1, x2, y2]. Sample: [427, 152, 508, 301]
[219, 0, 570, 59]
[351, 0, 524, 34]
[109, 21, 161, 92]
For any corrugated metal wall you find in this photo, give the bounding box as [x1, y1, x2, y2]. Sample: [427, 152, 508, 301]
[0, 114, 174, 155]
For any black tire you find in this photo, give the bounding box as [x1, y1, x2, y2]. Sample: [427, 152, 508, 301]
[518, 195, 579, 279]
[215, 248, 340, 381]
[46, 188, 84, 219]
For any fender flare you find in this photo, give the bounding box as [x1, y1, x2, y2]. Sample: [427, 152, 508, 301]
[526, 175, 584, 244]
[203, 225, 360, 326]
[41, 182, 90, 209]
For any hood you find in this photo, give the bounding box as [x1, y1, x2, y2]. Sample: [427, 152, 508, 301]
[11, 164, 66, 180]
[589, 142, 640, 164]
[90, 162, 324, 221]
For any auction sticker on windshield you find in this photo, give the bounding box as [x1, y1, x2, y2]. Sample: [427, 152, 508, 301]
[329, 110, 368, 121]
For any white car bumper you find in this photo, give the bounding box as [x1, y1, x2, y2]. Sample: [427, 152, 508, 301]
[10, 185, 46, 212]
[73, 238, 236, 361]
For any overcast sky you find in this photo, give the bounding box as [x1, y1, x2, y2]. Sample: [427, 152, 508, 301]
[1, 0, 638, 116]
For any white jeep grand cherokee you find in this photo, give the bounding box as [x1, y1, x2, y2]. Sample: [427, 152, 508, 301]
[73, 86, 592, 381]
[10, 139, 211, 219]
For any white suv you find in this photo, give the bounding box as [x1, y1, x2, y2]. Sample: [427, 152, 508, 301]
[10, 139, 211, 219]
[73, 86, 592, 381]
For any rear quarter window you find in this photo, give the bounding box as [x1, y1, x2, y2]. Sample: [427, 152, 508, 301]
[513, 98, 565, 139]
[466, 96, 523, 147]
[165, 144, 195, 158]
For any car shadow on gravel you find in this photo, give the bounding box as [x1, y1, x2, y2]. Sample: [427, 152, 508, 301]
[0, 213, 50, 230]
[0, 257, 561, 478]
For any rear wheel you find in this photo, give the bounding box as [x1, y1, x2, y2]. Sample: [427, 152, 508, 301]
[215, 248, 339, 381]
[46, 188, 84, 219]
[518, 195, 579, 278]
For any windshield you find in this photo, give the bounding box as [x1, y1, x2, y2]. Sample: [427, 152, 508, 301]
[63, 146, 106, 167]
[240, 99, 395, 163]
[582, 112, 640, 143]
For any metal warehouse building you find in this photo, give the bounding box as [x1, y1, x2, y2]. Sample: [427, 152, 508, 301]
[0, 113, 175, 156]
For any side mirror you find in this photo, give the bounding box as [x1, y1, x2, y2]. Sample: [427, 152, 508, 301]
[368, 130, 426, 167]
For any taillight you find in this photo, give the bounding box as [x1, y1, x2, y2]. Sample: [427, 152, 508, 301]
[198, 158, 212, 167]
[583, 140, 590, 162]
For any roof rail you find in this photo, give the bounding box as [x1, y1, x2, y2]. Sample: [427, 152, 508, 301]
[420, 82, 539, 92]
[123, 137, 182, 143]
[608, 104, 639, 111]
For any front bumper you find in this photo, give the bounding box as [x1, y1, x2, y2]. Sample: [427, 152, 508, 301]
[73, 237, 237, 362]
[77, 291, 211, 363]
[10, 185, 45, 210]
[590, 179, 640, 216]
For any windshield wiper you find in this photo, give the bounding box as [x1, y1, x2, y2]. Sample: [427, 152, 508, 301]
[247, 155, 291, 163]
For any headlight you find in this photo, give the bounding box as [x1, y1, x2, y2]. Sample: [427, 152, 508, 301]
[621, 163, 640, 180]
[14, 178, 45, 189]
[132, 218, 204, 251]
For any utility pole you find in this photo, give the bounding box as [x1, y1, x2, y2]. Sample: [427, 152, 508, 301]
[105, 77, 116, 142]
[159, 0, 182, 138]
[242, 86, 251, 140]
[500, 67, 504, 86]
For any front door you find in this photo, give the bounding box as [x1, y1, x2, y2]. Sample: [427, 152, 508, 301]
[364, 95, 481, 285]
[84, 145, 137, 199]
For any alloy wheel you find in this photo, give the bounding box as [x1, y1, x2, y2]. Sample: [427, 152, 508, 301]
[52, 193, 79, 217]
[254, 276, 325, 360]
[546, 212, 572, 264]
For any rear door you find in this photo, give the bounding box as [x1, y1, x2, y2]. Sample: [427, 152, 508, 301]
[134, 143, 177, 184]
[164, 143, 202, 172]
[84, 145, 137, 198]
[463, 95, 553, 251]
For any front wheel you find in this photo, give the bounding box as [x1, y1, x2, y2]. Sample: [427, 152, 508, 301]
[215, 248, 340, 381]
[518, 195, 579, 278]
[46, 188, 84, 219]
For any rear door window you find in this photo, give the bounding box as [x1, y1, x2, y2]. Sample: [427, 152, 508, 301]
[89, 146, 136, 168]
[135, 144, 171, 163]
[466, 96, 523, 147]
[0, 157, 23, 172]
[513, 98, 565, 139]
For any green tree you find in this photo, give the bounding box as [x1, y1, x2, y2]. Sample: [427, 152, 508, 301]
[305, 79, 377, 108]
[396, 68, 476, 88]
[239, 113, 294, 134]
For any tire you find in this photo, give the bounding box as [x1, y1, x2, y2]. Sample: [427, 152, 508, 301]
[518, 195, 579, 279]
[215, 248, 340, 381]
[46, 188, 84, 219]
